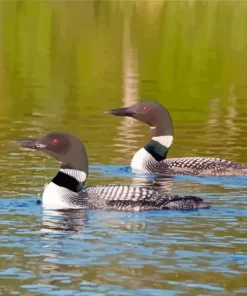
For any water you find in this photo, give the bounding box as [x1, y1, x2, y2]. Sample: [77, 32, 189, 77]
[1, 0, 247, 295]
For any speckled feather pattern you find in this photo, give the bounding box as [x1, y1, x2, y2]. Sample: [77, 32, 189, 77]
[145, 157, 247, 176]
[60, 185, 210, 211]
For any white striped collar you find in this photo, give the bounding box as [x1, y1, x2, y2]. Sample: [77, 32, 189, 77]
[60, 169, 87, 183]
[152, 135, 173, 148]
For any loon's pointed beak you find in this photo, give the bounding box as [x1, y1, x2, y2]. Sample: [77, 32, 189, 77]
[104, 107, 135, 117]
[15, 139, 46, 150]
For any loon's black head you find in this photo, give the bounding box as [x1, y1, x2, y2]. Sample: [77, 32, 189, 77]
[105, 101, 173, 137]
[16, 132, 88, 175]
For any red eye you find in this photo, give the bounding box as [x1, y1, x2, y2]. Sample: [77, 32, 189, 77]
[52, 139, 59, 145]
[143, 106, 148, 111]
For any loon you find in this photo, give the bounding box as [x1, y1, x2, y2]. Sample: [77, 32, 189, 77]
[16, 131, 211, 210]
[106, 101, 247, 176]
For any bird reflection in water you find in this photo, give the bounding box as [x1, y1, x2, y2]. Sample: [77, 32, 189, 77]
[130, 175, 175, 193]
[41, 208, 88, 234]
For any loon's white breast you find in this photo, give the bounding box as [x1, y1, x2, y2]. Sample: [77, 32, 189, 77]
[131, 148, 153, 173]
[42, 182, 81, 210]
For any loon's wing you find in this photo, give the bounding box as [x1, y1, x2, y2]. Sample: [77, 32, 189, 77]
[159, 157, 247, 176]
[106, 194, 211, 211]
[82, 185, 211, 211]
[82, 185, 156, 210]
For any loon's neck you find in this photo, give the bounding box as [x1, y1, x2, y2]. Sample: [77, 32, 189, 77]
[52, 170, 86, 192]
[144, 135, 173, 161]
[145, 121, 173, 160]
[42, 169, 87, 209]
[131, 134, 173, 173]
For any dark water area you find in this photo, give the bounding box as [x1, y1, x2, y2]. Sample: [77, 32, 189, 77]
[0, 1, 247, 295]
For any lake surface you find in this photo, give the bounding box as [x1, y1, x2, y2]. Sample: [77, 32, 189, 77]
[1, 0, 247, 295]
